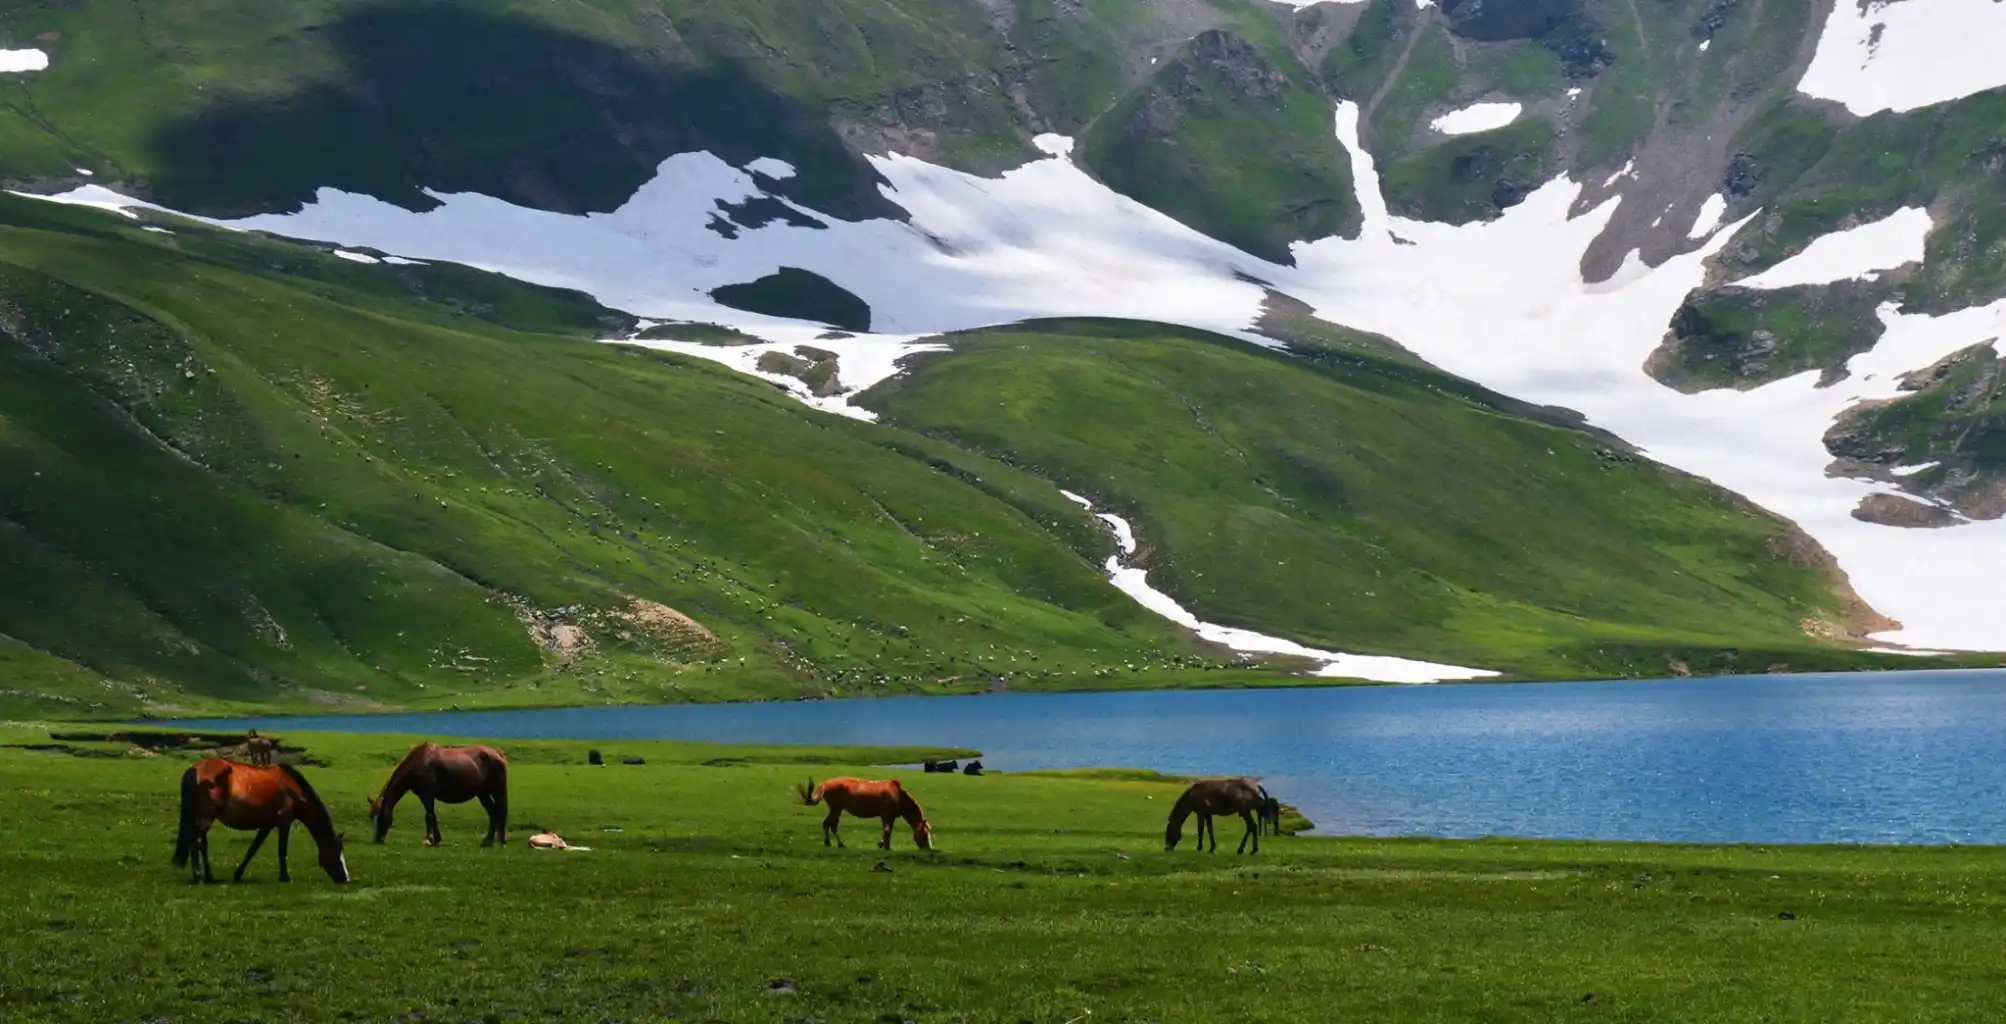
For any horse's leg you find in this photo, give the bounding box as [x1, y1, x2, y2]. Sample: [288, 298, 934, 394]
[491, 781, 508, 847]
[879, 816, 894, 850]
[421, 793, 441, 846]
[198, 828, 217, 884]
[277, 822, 292, 882]
[1237, 810, 1257, 855]
[477, 792, 498, 848]
[823, 808, 844, 848]
[233, 826, 272, 882]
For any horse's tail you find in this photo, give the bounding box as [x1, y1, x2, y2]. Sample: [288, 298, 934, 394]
[172, 766, 199, 867]
[796, 777, 823, 806]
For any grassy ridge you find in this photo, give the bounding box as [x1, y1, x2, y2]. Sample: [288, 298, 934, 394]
[2, 725, 2004, 1022]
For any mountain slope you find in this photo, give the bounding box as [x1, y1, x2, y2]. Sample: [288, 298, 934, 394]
[2, 0, 2006, 692]
[867, 320, 1890, 677]
[0, 200, 1948, 716]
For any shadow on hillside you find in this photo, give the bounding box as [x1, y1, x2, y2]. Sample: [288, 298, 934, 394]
[147, 4, 894, 221]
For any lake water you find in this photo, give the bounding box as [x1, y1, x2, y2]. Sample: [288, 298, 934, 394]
[169, 670, 2006, 845]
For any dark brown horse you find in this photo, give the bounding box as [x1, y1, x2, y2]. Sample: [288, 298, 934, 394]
[1258, 784, 1283, 836]
[1165, 777, 1265, 854]
[368, 743, 509, 846]
[797, 777, 934, 851]
[173, 758, 350, 884]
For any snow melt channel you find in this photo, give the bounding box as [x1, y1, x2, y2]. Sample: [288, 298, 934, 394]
[1059, 490, 1498, 683]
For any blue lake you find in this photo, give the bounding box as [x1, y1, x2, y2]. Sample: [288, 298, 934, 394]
[169, 670, 2006, 846]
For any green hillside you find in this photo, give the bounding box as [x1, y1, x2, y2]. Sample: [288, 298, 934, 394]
[866, 320, 1903, 677]
[0, 199, 1943, 717]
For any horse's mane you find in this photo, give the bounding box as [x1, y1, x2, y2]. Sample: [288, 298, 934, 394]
[894, 782, 925, 819]
[377, 742, 434, 798]
[279, 764, 331, 820]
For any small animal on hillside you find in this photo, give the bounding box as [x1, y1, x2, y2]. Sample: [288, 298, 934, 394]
[367, 742, 509, 847]
[962, 760, 984, 776]
[1165, 777, 1266, 855]
[587, 749, 603, 766]
[1257, 785, 1282, 836]
[173, 758, 350, 885]
[244, 730, 275, 766]
[923, 759, 960, 774]
[527, 831, 591, 852]
[797, 777, 934, 851]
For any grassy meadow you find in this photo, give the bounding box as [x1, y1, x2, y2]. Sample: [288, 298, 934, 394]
[2, 724, 2003, 1023]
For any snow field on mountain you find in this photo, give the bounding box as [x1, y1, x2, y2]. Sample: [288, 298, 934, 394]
[1798, 0, 2006, 115]
[17, 94, 2006, 648]
[1732, 207, 1933, 290]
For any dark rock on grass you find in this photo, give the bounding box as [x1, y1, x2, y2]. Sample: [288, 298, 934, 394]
[764, 979, 798, 996]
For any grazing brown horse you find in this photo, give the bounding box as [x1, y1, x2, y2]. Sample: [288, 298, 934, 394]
[244, 730, 275, 766]
[368, 743, 509, 846]
[173, 758, 350, 884]
[797, 777, 934, 851]
[1165, 777, 1265, 854]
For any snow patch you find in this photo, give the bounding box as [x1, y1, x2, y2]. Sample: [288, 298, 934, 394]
[1688, 193, 1727, 239]
[1032, 133, 1074, 158]
[142, 226, 173, 235]
[12, 184, 153, 219]
[1732, 207, 1932, 290]
[1798, 0, 2006, 115]
[382, 256, 428, 266]
[622, 324, 946, 422]
[743, 157, 796, 180]
[74, 168, 93, 177]
[0, 49, 48, 74]
[1430, 101, 1522, 136]
[1059, 491, 1497, 682]
[332, 249, 381, 264]
[1891, 461, 1940, 477]
[1698, 39, 1711, 52]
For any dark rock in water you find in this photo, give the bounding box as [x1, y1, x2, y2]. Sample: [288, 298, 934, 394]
[587, 749, 603, 766]
[622, 755, 645, 765]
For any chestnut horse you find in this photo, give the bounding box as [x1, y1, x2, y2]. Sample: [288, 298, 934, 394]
[368, 742, 509, 846]
[797, 777, 934, 851]
[173, 758, 350, 884]
[1165, 777, 1265, 854]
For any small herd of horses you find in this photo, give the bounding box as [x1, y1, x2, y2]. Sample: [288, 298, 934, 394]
[171, 740, 1288, 884]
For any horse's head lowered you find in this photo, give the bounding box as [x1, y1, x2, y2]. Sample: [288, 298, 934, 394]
[367, 795, 393, 843]
[913, 818, 935, 851]
[321, 831, 352, 884]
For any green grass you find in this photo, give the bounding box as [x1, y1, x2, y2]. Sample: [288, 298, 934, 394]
[1649, 282, 1888, 392]
[4, 724, 2006, 1022]
[1082, 25, 1359, 263]
[866, 320, 1926, 677]
[1382, 117, 1558, 223]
